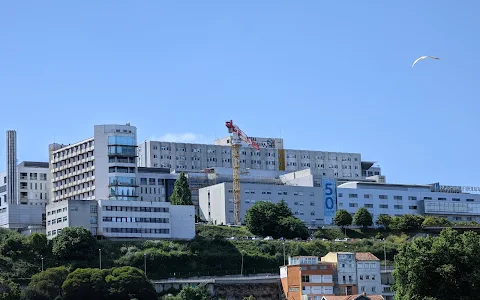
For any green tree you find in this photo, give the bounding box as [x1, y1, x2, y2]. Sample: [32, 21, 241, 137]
[422, 216, 452, 227]
[245, 201, 307, 239]
[62, 268, 109, 300]
[20, 287, 50, 300]
[353, 207, 373, 228]
[334, 209, 352, 228]
[0, 277, 21, 300]
[393, 228, 480, 300]
[177, 285, 209, 300]
[28, 267, 69, 300]
[376, 214, 392, 229]
[170, 173, 193, 205]
[52, 227, 97, 260]
[243, 296, 256, 300]
[245, 201, 279, 237]
[278, 216, 308, 240]
[390, 214, 424, 231]
[105, 266, 157, 300]
[27, 233, 48, 256]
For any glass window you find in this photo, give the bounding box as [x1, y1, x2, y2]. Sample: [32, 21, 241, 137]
[108, 136, 135, 146]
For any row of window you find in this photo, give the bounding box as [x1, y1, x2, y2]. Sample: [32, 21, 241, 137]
[19, 173, 47, 180]
[340, 203, 418, 210]
[48, 216, 68, 225]
[342, 193, 475, 202]
[139, 178, 169, 186]
[237, 189, 314, 196]
[104, 206, 169, 213]
[52, 140, 94, 159]
[102, 217, 169, 223]
[47, 228, 62, 236]
[104, 227, 169, 234]
[20, 182, 47, 190]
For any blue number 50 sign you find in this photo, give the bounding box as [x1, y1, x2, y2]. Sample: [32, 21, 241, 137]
[322, 178, 337, 218]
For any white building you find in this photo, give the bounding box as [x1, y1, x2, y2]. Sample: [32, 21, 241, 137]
[47, 124, 195, 240]
[46, 199, 194, 240]
[355, 253, 382, 295]
[199, 181, 323, 226]
[337, 181, 480, 223]
[137, 137, 381, 180]
[0, 161, 50, 231]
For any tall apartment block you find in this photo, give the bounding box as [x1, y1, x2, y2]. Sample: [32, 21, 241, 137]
[0, 130, 50, 233]
[46, 124, 195, 240]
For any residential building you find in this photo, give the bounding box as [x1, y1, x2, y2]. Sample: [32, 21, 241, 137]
[137, 138, 381, 180]
[355, 253, 381, 295]
[47, 124, 195, 240]
[337, 181, 480, 223]
[321, 252, 358, 295]
[320, 294, 384, 300]
[280, 256, 335, 300]
[46, 199, 194, 240]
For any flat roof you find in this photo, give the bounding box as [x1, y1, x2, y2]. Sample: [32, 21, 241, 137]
[20, 161, 49, 168]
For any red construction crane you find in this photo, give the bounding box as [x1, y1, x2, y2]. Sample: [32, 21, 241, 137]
[225, 120, 259, 225]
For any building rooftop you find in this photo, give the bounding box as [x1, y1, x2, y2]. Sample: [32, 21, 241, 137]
[19, 161, 49, 168]
[355, 252, 380, 261]
[338, 181, 432, 190]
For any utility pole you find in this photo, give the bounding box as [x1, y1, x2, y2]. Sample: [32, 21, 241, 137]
[282, 241, 286, 266]
[99, 249, 102, 270]
[383, 238, 387, 270]
[241, 251, 245, 276]
[144, 253, 147, 276]
[41, 256, 44, 272]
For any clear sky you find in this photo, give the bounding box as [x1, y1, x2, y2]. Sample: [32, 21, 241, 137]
[1, 1, 479, 186]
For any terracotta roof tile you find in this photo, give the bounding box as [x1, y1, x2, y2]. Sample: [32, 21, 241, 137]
[355, 252, 380, 261]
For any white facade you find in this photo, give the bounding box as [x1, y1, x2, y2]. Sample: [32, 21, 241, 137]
[338, 181, 480, 223]
[356, 256, 382, 295]
[199, 182, 323, 225]
[48, 124, 196, 240]
[0, 161, 50, 230]
[46, 199, 195, 240]
[138, 140, 381, 180]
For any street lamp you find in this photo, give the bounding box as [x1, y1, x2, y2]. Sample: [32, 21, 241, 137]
[99, 249, 102, 270]
[41, 256, 44, 272]
[282, 242, 286, 266]
[144, 253, 147, 276]
[241, 251, 245, 276]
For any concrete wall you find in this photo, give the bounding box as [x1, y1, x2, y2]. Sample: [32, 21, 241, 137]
[46, 200, 97, 239]
[0, 204, 44, 229]
[170, 205, 195, 239]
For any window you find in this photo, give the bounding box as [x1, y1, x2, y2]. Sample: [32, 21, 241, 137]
[338, 193, 343, 197]
[379, 195, 388, 199]
[364, 194, 371, 199]
[379, 204, 388, 209]
[360, 275, 363, 280]
[452, 198, 460, 201]
[372, 275, 376, 280]
[467, 199, 474, 202]
[349, 194, 358, 198]
[372, 287, 376, 293]
[310, 202, 315, 206]
[438, 197, 446, 201]
[409, 205, 418, 209]
[364, 204, 373, 208]
[366, 275, 370, 279]
[424, 197, 432, 200]
[349, 203, 358, 208]
[302, 275, 310, 282]
[310, 211, 315, 216]
[90, 205, 97, 214]
[394, 205, 403, 209]
[408, 196, 417, 200]
[394, 196, 403, 200]
[40, 173, 47, 180]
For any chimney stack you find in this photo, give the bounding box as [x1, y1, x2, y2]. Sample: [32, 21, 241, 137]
[6, 130, 18, 204]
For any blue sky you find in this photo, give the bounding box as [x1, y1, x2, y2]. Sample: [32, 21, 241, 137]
[0, 1, 479, 186]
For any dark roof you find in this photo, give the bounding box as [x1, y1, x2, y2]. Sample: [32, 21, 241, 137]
[21, 161, 49, 168]
[137, 167, 171, 174]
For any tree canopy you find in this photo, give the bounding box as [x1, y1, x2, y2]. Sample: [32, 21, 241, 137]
[170, 173, 193, 205]
[390, 214, 424, 232]
[375, 214, 392, 229]
[334, 209, 352, 227]
[52, 227, 97, 260]
[353, 207, 373, 227]
[0, 277, 20, 300]
[421, 216, 452, 227]
[27, 266, 69, 300]
[393, 228, 480, 300]
[245, 200, 308, 239]
[62, 267, 156, 300]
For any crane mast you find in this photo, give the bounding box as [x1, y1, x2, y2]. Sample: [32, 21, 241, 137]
[225, 120, 260, 225]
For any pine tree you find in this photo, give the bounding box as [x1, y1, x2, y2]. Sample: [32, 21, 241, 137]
[170, 172, 193, 205]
